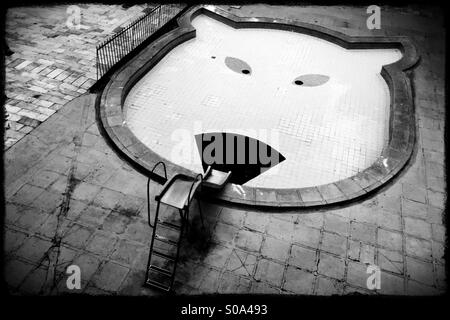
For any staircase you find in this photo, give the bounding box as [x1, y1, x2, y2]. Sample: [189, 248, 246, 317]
[145, 217, 184, 292]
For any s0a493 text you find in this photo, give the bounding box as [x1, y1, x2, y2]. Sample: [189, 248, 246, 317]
[224, 305, 267, 315]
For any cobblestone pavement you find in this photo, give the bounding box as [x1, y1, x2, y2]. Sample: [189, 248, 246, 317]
[4, 4, 151, 149]
[4, 5, 446, 296]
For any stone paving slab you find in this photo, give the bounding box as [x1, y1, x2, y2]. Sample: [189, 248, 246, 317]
[3, 4, 446, 296]
[4, 4, 151, 149]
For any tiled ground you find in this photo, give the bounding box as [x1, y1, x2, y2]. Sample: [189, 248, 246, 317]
[4, 5, 446, 296]
[124, 14, 401, 188]
[4, 4, 151, 149]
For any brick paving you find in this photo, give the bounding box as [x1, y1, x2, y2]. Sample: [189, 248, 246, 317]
[4, 4, 151, 149]
[3, 5, 446, 296]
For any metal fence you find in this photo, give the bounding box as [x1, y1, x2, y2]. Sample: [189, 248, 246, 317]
[96, 4, 186, 80]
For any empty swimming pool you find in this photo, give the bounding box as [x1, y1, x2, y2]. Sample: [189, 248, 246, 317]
[123, 14, 402, 189]
[100, 5, 418, 207]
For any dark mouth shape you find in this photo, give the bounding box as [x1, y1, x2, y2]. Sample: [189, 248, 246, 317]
[195, 132, 286, 185]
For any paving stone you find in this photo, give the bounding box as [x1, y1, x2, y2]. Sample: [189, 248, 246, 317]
[317, 252, 345, 280]
[427, 206, 444, 225]
[435, 263, 446, 290]
[101, 211, 132, 234]
[378, 248, 404, 275]
[254, 258, 285, 287]
[86, 230, 118, 257]
[14, 207, 50, 233]
[261, 236, 290, 262]
[431, 241, 445, 264]
[4, 258, 36, 288]
[403, 217, 432, 239]
[70, 253, 101, 282]
[378, 271, 405, 295]
[320, 232, 347, 257]
[34, 190, 64, 213]
[65, 199, 88, 221]
[123, 219, 150, 245]
[218, 272, 251, 293]
[92, 188, 124, 210]
[402, 198, 428, 219]
[405, 236, 432, 261]
[62, 224, 94, 249]
[110, 240, 144, 266]
[226, 250, 257, 277]
[402, 183, 427, 203]
[36, 214, 71, 239]
[266, 217, 295, 242]
[427, 190, 445, 209]
[346, 261, 369, 290]
[10, 184, 46, 207]
[19, 267, 48, 294]
[4, 229, 29, 254]
[347, 239, 360, 261]
[249, 281, 280, 294]
[16, 236, 53, 263]
[113, 195, 145, 218]
[297, 213, 324, 229]
[91, 261, 130, 292]
[283, 266, 315, 294]
[212, 222, 238, 245]
[29, 170, 62, 189]
[406, 280, 441, 295]
[405, 256, 434, 286]
[378, 229, 403, 252]
[324, 213, 349, 236]
[359, 244, 375, 265]
[77, 205, 110, 228]
[431, 223, 445, 243]
[197, 268, 221, 293]
[71, 182, 102, 203]
[202, 244, 233, 269]
[317, 276, 345, 297]
[376, 209, 402, 231]
[219, 207, 245, 227]
[234, 229, 263, 252]
[292, 223, 321, 249]
[350, 222, 377, 244]
[289, 245, 317, 272]
[377, 195, 401, 214]
[243, 211, 269, 233]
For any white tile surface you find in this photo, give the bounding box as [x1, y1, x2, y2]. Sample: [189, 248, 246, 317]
[124, 14, 402, 188]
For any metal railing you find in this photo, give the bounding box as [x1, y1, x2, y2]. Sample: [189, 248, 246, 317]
[96, 4, 186, 80]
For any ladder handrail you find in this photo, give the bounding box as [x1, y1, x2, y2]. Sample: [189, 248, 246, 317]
[147, 161, 167, 228]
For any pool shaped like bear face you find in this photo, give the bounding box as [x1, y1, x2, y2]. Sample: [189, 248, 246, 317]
[124, 14, 402, 189]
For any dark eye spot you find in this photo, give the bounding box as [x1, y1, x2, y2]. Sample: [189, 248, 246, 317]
[225, 56, 252, 75]
[211, 56, 216, 59]
[293, 74, 329, 87]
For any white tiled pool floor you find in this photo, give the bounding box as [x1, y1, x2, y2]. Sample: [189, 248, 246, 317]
[124, 14, 402, 188]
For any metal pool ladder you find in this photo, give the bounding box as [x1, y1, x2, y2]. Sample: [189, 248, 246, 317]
[144, 164, 231, 292]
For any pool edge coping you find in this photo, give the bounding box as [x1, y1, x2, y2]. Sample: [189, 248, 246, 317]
[97, 4, 420, 209]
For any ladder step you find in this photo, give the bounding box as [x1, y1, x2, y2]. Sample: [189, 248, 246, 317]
[145, 278, 171, 292]
[155, 234, 178, 246]
[153, 250, 175, 261]
[158, 220, 181, 230]
[149, 264, 172, 277]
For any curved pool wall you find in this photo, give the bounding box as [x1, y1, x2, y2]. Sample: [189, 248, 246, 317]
[98, 4, 420, 208]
